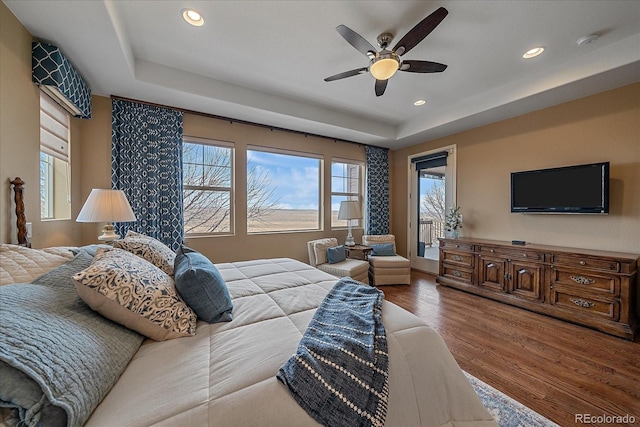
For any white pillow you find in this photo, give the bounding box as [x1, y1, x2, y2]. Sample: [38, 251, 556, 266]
[313, 238, 338, 266]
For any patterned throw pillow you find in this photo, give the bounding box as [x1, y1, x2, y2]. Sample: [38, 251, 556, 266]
[72, 248, 196, 341]
[113, 231, 175, 276]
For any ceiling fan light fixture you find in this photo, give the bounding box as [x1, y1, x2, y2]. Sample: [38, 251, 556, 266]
[182, 8, 204, 26]
[523, 46, 545, 59]
[370, 54, 400, 80]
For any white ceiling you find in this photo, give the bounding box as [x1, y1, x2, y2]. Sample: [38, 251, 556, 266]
[5, 0, 640, 149]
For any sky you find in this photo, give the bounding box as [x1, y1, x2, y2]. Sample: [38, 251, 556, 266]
[247, 150, 320, 210]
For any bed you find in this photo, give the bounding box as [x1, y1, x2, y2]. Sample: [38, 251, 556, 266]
[0, 242, 497, 427]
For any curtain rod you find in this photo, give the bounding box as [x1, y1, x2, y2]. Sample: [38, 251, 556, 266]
[110, 95, 374, 148]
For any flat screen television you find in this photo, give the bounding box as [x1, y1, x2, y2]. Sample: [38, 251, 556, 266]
[511, 162, 609, 214]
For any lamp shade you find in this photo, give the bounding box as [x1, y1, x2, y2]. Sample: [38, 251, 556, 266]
[337, 200, 362, 220]
[77, 189, 136, 223]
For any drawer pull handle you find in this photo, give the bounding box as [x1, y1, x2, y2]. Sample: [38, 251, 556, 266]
[453, 270, 462, 277]
[487, 263, 495, 268]
[579, 261, 586, 266]
[523, 253, 528, 257]
[490, 249, 495, 253]
[452, 255, 463, 262]
[570, 298, 595, 308]
[570, 275, 596, 285]
[518, 268, 526, 274]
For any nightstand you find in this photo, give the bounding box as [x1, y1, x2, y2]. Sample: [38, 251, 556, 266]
[345, 244, 373, 260]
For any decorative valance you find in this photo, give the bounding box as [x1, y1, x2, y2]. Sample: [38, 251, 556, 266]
[32, 41, 92, 119]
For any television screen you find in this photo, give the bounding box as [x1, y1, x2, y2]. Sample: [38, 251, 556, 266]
[511, 162, 609, 213]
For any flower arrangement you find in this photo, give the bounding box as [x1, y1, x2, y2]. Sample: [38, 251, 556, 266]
[445, 206, 463, 236]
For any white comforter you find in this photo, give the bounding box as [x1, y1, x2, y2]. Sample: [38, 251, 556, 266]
[86, 258, 496, 427]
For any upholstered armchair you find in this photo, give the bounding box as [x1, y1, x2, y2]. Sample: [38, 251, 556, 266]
[307, 238, 369, 285]
[362, 234, 411, 285]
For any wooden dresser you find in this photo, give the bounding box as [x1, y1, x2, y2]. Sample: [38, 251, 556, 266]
[437, 237, 639, 340]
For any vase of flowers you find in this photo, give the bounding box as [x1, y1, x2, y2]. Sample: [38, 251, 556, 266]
[445, 206, 463, 239]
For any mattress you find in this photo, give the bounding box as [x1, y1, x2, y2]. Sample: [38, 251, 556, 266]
[85, 257, 496, 427]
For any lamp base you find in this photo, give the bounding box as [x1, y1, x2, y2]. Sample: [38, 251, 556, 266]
[98, 223, 120, 242]
[345, 234, 356, 246]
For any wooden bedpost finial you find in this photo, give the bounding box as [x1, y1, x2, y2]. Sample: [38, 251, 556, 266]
[10, 177, 30, 247]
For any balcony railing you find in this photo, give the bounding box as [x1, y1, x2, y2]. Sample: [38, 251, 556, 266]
[419, 218, 445, 247]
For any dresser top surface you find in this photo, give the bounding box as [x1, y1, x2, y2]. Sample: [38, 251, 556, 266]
[441, 237, 639, 262]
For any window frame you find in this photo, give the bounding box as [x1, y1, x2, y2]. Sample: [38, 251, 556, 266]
[182, 136, 235, 236]
[331, 158, 364, 230]
[246, 145, 323, 234]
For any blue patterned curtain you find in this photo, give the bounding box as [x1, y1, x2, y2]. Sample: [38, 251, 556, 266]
[111, 99, 184, 250]
[365, 146, 390, 235]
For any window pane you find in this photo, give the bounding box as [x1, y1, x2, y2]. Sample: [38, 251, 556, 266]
[331, 161, 362, 228]
[183, 139, 234, 235]
[183, 142, 203, 164]
[247, 149, 320, 233]
[183, 163, 204, 186]
[184, 189, 231, 233]
[40, 152, 53, 219]
[331, 176, 345, 193]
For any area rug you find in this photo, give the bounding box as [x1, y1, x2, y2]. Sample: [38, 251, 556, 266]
[465, 372, 559, 427]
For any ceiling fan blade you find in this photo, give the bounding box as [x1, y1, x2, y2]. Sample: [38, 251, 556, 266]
[400, 60, 447, 73]
[375, 79, 388, 97]
[324, 67, 369, 82]
[393, 7, 448, 56]
[336, 24, 377, 57]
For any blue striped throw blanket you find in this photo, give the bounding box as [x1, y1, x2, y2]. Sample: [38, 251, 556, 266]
[277, 278, 388, 427]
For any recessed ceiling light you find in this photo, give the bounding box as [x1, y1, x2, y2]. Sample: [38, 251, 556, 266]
[414, 99, 427, 106]
[523, 46, 545, 59]
[182, 8, 204, 27]
[577, 33, 599, 46]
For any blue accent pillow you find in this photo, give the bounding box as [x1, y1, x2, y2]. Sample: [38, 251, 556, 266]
[370, 243, 396, 256]
[327, 245, 347, 264]
[174, 246, 233, 323]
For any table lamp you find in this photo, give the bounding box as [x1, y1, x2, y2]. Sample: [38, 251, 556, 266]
[337, 200, 362, 246]
[76, 189, 137, 241]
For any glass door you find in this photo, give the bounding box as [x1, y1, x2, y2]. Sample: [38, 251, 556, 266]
[408, 146, 456, 273]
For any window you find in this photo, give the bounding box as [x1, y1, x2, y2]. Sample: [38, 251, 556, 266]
[183, 137, 234, 235]
[39, 91, 71, 220]
[247, 147, 321, 233]
[331, 160, 363, 228]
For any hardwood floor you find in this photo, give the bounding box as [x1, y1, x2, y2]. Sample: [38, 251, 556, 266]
[383, 270, 640, 427]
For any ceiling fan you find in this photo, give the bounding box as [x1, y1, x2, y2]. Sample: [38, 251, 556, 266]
[324, 7, 448, 97]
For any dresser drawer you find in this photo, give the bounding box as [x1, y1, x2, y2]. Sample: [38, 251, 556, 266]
[550, 267, 619, 296]
[479, 245, 543, 262]
[441, 250, 473, 267]
[550, 254, 619, 272]
[440, 240, 473, 252]
[550, 288, 619, 321]
[441, 264, 473, 285]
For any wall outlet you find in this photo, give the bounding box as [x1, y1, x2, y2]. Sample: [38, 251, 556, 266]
[26, 222, 32, 239]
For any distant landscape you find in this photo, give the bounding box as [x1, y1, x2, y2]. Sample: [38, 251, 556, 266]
[247, 208, 343, 232]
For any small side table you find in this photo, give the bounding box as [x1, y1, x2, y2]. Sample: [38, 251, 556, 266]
[345, 244, 373, 260]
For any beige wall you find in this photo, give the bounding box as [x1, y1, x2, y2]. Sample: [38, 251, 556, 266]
[391, 83, 640, 256]
[0, 2, 82, 247]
